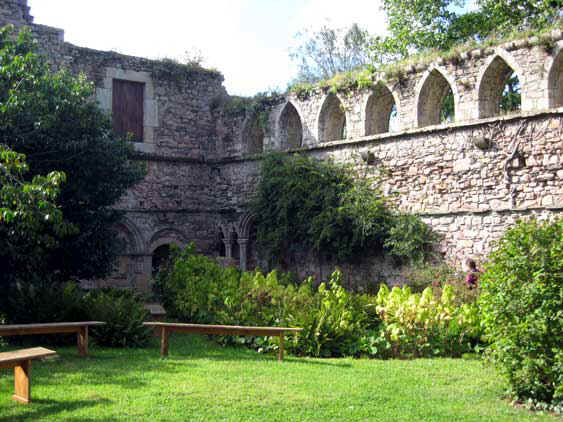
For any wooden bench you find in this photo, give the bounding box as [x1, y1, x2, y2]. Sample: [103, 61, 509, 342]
[144, 322, 302, 361]
[0, 347, 57, 403]
[0, 322, 105, 357]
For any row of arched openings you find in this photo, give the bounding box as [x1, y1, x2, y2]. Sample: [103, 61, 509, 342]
[244, 49, 562, 152]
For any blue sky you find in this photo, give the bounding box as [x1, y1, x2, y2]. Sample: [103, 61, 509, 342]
[27, 0, 388, 96]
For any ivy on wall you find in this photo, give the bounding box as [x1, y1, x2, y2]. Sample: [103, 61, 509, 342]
[251, 153, 438, 268]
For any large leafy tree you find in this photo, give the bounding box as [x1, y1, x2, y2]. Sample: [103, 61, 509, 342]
[0, 25, 145, 285]
[371, 0, 562, 62]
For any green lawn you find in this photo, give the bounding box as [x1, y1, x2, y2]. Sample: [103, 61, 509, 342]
[0, 335, 557, 421]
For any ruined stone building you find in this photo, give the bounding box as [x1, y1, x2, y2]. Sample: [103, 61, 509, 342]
[1, 0, 562, 289]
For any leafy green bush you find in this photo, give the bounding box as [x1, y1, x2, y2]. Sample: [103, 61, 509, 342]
[374, 284, 481, 358]
[1, 280, 152, 348]
[1, 280, 86, 345]
[2, 281, 86, 326]
[82, 288, 152, 348]
[159, 247, 486, 359]
[155, 244, 240, 323]
[384, 214, 439, 265]
[157, 246, 382, 357]
[479, 217, 562, 405]
[283, 272, 380, 358]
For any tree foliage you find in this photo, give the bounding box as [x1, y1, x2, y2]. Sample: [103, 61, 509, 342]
[371, 0, 562, 62]
[0, 145, 70, 285]
[0, 25, 145, 285]
[479, 218, 563, 405]
[289, 23, 372, 83]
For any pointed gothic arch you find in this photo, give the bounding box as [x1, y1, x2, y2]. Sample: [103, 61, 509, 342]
[278, 101, 303, 149]
[318, 94, 346, 142]
[477, 51, 523, 118]
[365, 82, 399, 135]
[416, 67, 457, 127]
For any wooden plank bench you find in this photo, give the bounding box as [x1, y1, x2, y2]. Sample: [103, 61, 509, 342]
[143, 322, 302, 361]
[0, 347, 57, 403]
[0, 322, 105, 357]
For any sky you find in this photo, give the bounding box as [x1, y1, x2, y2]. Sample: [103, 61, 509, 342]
[27, 0, 389, 96]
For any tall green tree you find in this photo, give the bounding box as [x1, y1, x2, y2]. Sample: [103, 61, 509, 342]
[290, 23, 372, 83]
[0, 25, 145, 285]
[0, 145, 68, 285]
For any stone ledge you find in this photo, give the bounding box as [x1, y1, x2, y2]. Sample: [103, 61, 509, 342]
[417, 204, 563, 218]
[212, 108, 563, 165]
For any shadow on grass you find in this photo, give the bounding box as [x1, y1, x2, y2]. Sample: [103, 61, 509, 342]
[0, 398, 116, 422]
[164, 335, 352, 367]
[2, 332, 351, 395]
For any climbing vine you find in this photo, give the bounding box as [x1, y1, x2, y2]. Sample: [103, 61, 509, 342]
[251, 153, 438, 267]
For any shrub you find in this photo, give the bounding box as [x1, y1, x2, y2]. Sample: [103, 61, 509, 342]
[479, 217, 563, 405]
[1, 280, 87, 345]
[384, 214, 439, 265]
[82, 288, 152, 348]
[375, 284, 481, 358]
[159, 248, 484, 360]
[156, 244, 240, 323]
[1, 280, 152, 348]
[2, 281, 86, 325]
[284, 271, 380, 358]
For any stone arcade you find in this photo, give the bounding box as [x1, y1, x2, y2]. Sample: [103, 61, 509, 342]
[1, 0, 562, 289]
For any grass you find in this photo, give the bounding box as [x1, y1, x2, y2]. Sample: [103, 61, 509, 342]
[0, 335, 558, 421]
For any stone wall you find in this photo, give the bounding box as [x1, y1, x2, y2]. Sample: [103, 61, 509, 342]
[1, 0, 562, 288]
[214, 33, 563, 283]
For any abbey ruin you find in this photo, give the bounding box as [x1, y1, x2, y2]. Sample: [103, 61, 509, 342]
[1, 0, 562, 289]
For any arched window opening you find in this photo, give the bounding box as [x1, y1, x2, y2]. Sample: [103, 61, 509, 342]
[365, 83, 397, 135]
[279, 102, 303, 149]
[318, 94, 346, 142]
[152, 244, 171, 277]
[479, 56, 521, 118]
[243, 115, 264, 154]
[417, 69, 455, 127]
[548, 50, 563, 108]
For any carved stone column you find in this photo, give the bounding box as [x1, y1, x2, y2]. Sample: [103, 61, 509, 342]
[238, 238, 249, 271]
[223, 236, 233, 259]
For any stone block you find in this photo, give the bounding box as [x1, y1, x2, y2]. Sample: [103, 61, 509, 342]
[453, 158, 472, 173]
[144, 100, 158, 127]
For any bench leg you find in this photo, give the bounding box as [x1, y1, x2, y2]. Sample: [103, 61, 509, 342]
[78, 326, 88, 357]
[161, 327, 169, 358]
[13, 360, 31, 404]
[278, 333, 284, 362]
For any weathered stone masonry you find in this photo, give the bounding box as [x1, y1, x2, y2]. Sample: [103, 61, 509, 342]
[2, 0, 562, 288]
